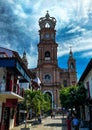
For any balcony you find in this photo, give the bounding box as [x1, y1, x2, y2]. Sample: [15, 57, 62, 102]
[0, 84, 24, 102]
[0, 57, 32, 103]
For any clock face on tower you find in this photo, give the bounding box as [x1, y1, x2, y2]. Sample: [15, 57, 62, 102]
[45, 34, 50, 39]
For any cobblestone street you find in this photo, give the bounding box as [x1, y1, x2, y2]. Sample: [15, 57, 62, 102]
[11, 115, 67, 130]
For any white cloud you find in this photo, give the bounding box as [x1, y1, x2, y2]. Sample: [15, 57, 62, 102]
[81, 51, 92, 57]
[67, 26, 85, 33]
[27, 54, 38, 68]
[57, 33, 92, 58]
[27, 44, 38, 68]
[13, 4, 28, 18]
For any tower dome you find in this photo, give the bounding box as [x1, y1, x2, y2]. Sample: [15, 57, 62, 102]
[39, 11, 56, 29]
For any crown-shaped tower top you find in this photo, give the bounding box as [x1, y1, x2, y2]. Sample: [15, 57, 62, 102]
[39, 11, 56, 29]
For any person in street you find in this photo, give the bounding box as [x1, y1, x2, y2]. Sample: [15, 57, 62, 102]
[53, 111, 55, 118]
[51, 112, 53, 118]
[51, 111, 55, 118]
[66, 116, 72, 130]
[72, 115, 80, 130]
[38, 114, 42, 123]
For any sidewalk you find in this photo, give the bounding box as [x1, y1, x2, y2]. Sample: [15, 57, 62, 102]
[11, 115, 67, 130]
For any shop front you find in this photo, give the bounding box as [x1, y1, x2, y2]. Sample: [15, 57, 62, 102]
[0, 99, 17, 130]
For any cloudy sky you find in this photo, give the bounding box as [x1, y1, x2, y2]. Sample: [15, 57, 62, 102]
[0, 0, 92, 80]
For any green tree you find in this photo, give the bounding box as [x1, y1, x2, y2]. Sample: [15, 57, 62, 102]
[59, 84, 87, 111]
[20, 89, 51, 128]
[76, 83, 87, 106]
[59, 86, 76, 109]
[22, 89, 51, 119]
[42, 93, 51, 112]
[24, 90, 42, 115]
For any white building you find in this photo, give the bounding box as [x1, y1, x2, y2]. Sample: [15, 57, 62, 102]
[79, 58, 92, 122]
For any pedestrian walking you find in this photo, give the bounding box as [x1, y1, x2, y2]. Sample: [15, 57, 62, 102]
[51, 111, 55, 118]
[72, 115, 80, 130]
[66, 116, 72, 130]
[51, 112, 53, 118]
[53, 111, 55, 118]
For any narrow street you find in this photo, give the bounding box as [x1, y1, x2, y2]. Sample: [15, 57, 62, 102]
[11, 115, 67, 130]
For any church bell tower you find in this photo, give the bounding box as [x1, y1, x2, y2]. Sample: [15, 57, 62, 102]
[37, 11, 58, 67]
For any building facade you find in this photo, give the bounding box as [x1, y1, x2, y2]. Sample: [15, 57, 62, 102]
[31, 11, 77, 110]
[0, 47, 33, 130]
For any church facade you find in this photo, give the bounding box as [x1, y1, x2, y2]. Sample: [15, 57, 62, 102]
[31, 11, 77, 110]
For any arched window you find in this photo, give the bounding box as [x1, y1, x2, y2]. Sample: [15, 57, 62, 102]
[45, 51, 50, 57]
[45, 23, 50, 28]
[45, 74, 51, 80]
[70, 63, 74, 69]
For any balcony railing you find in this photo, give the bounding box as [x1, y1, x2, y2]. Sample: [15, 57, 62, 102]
[12, 84, 24, 97]
[0, 84, 24, 97]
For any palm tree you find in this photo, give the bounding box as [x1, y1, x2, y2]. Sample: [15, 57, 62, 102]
[22, 89, 51, 127]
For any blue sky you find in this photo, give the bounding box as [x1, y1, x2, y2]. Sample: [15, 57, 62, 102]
[0, 0, 92, 80]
